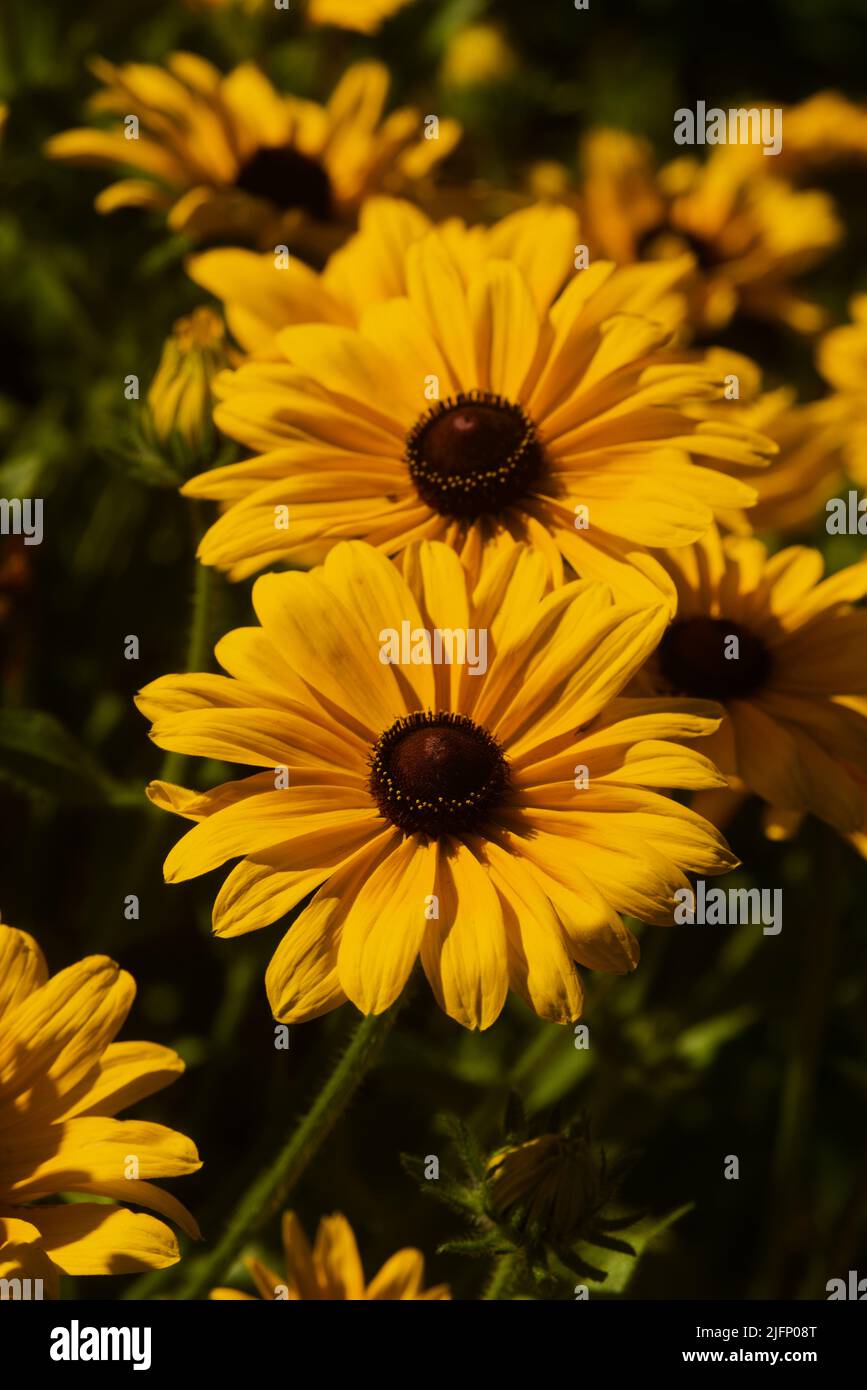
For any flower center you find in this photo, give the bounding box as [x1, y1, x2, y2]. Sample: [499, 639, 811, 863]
[369, 711, 509, 837]
[405, 390, 544, 520]
[657, 616, 773, 701]
[234, 145, 334, 221]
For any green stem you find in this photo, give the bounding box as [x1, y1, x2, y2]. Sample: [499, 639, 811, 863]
[482, 1251, 521, 1301]
[178, 1005, 403, 1300]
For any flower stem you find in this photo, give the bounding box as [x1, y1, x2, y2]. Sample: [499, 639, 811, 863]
[179, 1005, 402, 1300]
[482, 1251, 521, 1300]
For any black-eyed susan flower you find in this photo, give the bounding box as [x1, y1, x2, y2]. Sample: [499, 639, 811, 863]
[817, 296, 867, 486]
[137, 539, 737, 1029]
[684, 352, 846, 535]
[184, 228, 773, 603]
[45, 56, 459, 250]
[637, 527, 867, 837]
[0, 921, 200, 1293]
[148, 306, 239, 455]
[187, 196, 584, 355]
[210, 1209, 448, 1300]
[579, 129, 841, 333]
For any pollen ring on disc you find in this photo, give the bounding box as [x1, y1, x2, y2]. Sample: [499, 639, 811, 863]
[405, 389, 545, 521]
[369, 710, 510, 837]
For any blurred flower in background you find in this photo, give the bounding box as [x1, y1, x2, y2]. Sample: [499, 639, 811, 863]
[45, 55, 459, 251]
[579, 129, 841, 333]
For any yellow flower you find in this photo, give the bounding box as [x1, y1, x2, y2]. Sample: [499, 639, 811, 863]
[763, 92, 867, 176]
[187, 196, 586, 354]
[487, 1134, 600, 1241]
[0, 922, 200, 1294]
[148, 306, 239, 452]
[637, 527, 867, 835]
[45, 55, 459, 250]
[686, 352, 845, 535]
[580, 128, 841, 333]
[817, 295, 867, 486]
[308, 0, 414, 32]
[441, 24, 518, 88]
[188, 0, 413, 27]
[184, 220, 773, 604]
[137, 539, 736, 1029]
[210, 1209, 449, 1299]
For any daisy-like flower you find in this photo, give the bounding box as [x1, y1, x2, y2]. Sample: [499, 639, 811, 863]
[137, 539, 736, 1029]
[685, 352, 846, 535]
[184, 225, 773, 604]
[211, 1209, 449, 1300]
[0, 922, 200, 1294]
[187, 196, 585, 355]
[817, 296, 867, 486]
[637, 527, 867, 837]
[45, 55, 459, 250]
[579, 128, 841, 333]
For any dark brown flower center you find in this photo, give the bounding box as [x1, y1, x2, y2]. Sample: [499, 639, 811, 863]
[657, 616, 773, 701]
[369, 711, 509, 837]
[406, 391, 544, 520]
[234, 145, 334, 221]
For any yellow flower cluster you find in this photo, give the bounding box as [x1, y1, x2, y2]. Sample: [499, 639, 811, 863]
[11, 16, 866, 1297]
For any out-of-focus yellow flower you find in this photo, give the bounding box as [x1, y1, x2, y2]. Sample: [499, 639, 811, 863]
[687, 351, 846, 535]
[528, 160, 572, 201]
[45, 55, 460, 251]
[147, 306, 238, 453]
[187, 0, 413, 27]
[579, 128, 841, 334]
[0, 104, 8, 146]
[210, 1210, 449, 1299]
[308, 0, 413, 32]
[487, 1134, 601, 1242]
[0, 921, 200, 1294]
[817, 296, 867, 486]
[441, 23, 517, 88]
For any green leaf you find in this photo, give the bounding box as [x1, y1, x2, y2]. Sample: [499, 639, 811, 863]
[0, 709, 118, 804]
[572, 1204, 692, 1295]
